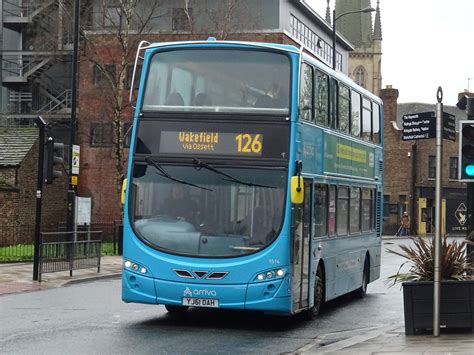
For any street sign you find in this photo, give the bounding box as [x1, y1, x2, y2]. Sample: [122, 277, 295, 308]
[75, 196, 91, 226]
[402, 111, 435, 141]
[71, 175, 78, 186]
[72, 145, 80, 175]
[442, 112, 456, 141]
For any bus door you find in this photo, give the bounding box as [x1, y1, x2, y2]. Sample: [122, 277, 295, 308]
[291, 179, 312, 311]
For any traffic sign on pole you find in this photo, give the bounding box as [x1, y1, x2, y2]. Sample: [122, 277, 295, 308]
[402, 111, 436, 141]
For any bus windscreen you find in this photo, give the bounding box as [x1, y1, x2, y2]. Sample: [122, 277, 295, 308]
[142, 49, 291, 114]
[131, 164, 287, 257]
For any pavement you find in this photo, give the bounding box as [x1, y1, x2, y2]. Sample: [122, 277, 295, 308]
[1, 240, 473, 354]
[0, 255, 122, 296]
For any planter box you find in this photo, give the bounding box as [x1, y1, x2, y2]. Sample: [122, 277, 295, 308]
[402, 280, 474, 335]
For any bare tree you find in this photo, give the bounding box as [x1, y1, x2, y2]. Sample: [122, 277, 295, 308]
[78, 0, 164, 211]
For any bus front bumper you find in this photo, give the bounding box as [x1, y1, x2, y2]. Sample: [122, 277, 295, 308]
[122, 270, 291, 313]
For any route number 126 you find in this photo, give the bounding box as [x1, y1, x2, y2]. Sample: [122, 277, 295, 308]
[235, 134, 262, 154]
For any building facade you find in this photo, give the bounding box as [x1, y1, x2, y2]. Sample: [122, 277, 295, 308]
[380, 86, 468, 236]
[0, 127, 68, 244]
[333, 0, 382, 96]
[75, 0, 357, 223]
[0, 0, 73, 132]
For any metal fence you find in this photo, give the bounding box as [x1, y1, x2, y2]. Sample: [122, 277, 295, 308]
[39, 231, 102, 282]
[0, 222, 123, 262]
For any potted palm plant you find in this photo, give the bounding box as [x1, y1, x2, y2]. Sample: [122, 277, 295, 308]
[387, 236, 473, 335]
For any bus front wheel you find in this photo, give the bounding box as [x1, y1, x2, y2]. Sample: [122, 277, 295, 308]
[305, 264, 324, 320]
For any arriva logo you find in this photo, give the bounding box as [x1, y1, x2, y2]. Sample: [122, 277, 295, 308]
[183, 287, 193, 297]
[193, 289, 217, 297]
[183, 287, 217, 297]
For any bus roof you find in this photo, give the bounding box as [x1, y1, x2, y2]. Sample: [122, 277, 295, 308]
[140, 39, 300, 55]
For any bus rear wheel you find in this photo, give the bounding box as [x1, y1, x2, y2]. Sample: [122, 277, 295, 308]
[305, 265, 324, 320]
[165, 305, 189, 314]
[354, 258, 369, 299]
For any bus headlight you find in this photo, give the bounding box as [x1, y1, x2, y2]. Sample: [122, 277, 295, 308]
[254, 268, 287, 282]
[124, 260, 150, 276]
[276, 269, 285, 277]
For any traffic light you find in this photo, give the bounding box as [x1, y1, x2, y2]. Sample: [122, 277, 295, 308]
[459, 121, 474, 181]
[45, 137, 64, 184]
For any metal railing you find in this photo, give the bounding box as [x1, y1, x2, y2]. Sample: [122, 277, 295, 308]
[39, 230, 102, 282]
[1, 54, 52, 78]
[0, 222, 122, 262]
[35, 89, 72, 113]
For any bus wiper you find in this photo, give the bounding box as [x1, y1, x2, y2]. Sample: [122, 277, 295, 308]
[193, 159, 275, 188]
[146, 157, 211, 191]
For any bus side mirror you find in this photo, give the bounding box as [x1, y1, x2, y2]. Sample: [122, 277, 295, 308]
[121, 178, 127, 205]
[291, 176, 304, 204]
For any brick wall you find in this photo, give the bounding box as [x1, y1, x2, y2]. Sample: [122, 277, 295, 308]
[0, 139, 69, 243]
[380, 86, 414, 234]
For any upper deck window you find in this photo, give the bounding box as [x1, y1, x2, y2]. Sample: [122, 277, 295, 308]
[143, 49, 291, 115]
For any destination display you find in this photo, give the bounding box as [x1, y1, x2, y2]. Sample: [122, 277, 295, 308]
[159, 131, 263, 156]
[135, 119, 290, 160]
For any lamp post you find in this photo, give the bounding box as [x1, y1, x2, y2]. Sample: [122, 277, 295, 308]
[332, 6, 375, 70]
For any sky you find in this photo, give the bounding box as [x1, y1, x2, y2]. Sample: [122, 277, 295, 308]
[306, 0, 474, 106]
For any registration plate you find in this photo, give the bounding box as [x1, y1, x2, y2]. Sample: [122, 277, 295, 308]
[182, 297, 219, 308]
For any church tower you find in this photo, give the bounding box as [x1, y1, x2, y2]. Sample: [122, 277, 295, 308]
[334, 0, 382, 96]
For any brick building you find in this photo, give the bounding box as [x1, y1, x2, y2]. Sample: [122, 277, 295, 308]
[334, 0, 383, 96]
[0, 127, 68, 245]
[76, 0, 360, 223]
[380, 86, 468, 236]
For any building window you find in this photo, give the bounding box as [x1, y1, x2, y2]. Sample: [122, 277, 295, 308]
[354, 66, 366, 88]
[172, 8, 192, 31]
[289, 14, 332, 68]
[103, 6, 121, 28]
[90, 123, 113, 147]
[428, 155, 436, 179]
[383, 194, 390, 218]
[449, 157, 458, 179]
[93, 64, 116, 86]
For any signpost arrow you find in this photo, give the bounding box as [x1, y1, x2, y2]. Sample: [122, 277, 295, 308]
[442, 112, 456, 141]
[402, 111, 436, 141]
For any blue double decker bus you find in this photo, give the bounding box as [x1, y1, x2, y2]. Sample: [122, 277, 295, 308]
[122, 39, 384, 318]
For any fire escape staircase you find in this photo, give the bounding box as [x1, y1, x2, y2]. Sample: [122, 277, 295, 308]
[1, 1, 73, 117]
[3, 0, 56, 29]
